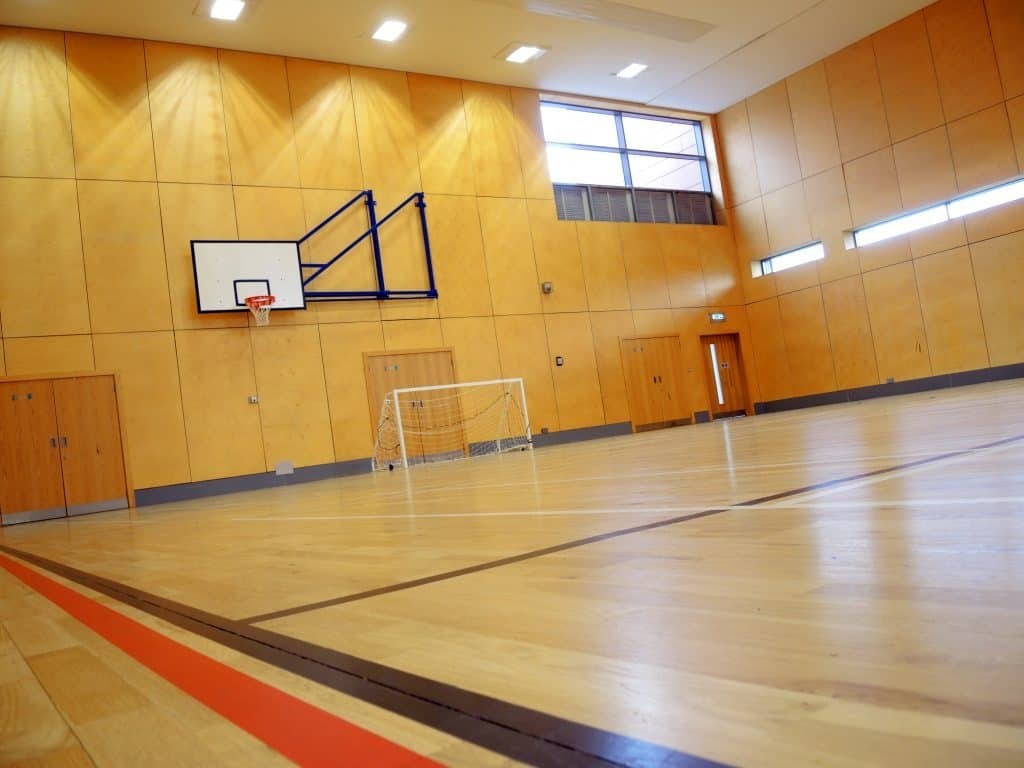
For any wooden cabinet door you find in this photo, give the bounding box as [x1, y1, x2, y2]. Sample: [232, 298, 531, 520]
[52, 376, 128, 515]
[620, 337, 662, 427]
[654, 336, 689, 421]
[0, 381, 67, 524]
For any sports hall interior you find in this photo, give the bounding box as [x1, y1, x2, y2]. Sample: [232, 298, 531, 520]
[1, 0, 1023, 766]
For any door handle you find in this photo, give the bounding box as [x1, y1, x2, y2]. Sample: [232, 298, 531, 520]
[50, 437, 57, 448]
[60, 436, 68, 448]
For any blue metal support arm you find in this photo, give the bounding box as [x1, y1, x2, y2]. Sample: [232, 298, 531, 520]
[296, 191, 368, 245]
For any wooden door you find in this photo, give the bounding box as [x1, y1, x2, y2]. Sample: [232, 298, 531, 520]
[620, 337, 661, 427]
[701, 334, 749, 419]
[52, 376, 129, 515]
[364, 350, 461, 465]
[0, 381, 67, 525]
[650, 336, 689, 422]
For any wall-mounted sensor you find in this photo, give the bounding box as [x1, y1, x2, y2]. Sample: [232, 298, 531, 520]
[541, 281, 553, 294]
[555, 355, 564, 367]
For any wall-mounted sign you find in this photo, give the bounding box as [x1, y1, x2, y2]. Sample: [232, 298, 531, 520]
[709, 312, 727, 323]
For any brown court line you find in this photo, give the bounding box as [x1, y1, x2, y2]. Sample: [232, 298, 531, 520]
[239, 431, 1024, 624]
[2, 431, 1021, 768]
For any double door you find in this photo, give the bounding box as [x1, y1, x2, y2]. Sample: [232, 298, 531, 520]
[0, 375, 129, 526]
[364, 349, 465, 465]
[620, 335, 689, 430]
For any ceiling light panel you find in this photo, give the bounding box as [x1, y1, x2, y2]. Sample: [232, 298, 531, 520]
[373, 20, 408, 42]
[616, 63, 647, 79]
[210, 0, 246, 21]
[505, 45, 548, 63]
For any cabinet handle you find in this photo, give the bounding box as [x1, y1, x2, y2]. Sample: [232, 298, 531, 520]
[60, 436, 68, 448]
[50, 437, 57, 448]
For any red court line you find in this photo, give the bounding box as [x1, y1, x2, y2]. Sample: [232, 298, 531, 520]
[0, 554, 441, 768]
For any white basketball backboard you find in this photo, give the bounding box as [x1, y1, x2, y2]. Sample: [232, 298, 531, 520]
[191, 241, 306, 312]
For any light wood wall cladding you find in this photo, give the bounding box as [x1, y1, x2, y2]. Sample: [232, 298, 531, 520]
[544, 314, 606, 430]
[218, 50, 301, 188]
[4, 337, 94, 377]
[777, 288, 837, 396]
[745, 299, 793, 402]
[66, 34, 155, 182]
[746, 82, 802, 195]
[0, 28, 74, 178]
[2, 27, 747, 489]
[145, 42, 231, 184]
[286, 58, 363, 191]
[92, 332, 190, 489]
[0, 178, 91, 337]
[716, 0, 1024, 406]
[78, 180, 173, 333]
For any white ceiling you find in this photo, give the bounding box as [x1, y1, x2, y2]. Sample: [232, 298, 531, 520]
[0, 0, 933, 113]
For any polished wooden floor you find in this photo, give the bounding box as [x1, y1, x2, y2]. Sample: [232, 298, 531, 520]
[2, 380, 1024, 766]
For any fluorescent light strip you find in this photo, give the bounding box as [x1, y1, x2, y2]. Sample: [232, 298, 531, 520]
[850, 176, 1024, 248]
[616, 63, 647, 79]
[210, 0, 245, 21]
[506, 45, 545, 63]
[373, 20, 407, 42]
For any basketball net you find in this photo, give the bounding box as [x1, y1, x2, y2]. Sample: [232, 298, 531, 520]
[244, 295, 275, 326]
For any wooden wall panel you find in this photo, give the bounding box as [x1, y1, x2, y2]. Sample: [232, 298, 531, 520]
[825, 40, 890, 163]
[820, 276, 879, 389]
[66, 34, 155, 181]
[408, 74, 475, 196]
[350, 67, 421, 197]
[577, 223, 630, 311]
[786, 63, 840, 178]
[732, 198, 777, 303]
[619, 226, 671, 310]
[92, 331, 190, 488]
[428, 195, 493, 318]
[544, 313, 605, 430]
[1009, 96, 1024, 171]
[892, 127, 957, 210]
[158, 183, 245, 330]
[144, 42, 230, 184]
[77, 180, 173, 333]
[0, 342, 5, 376]
[696, 227, 743, 306]
[0, 27, 74, 178]
[844, 148, 912, 271]
[175, 329, 265, 481]
[632, 310, 676, 337]
[441, 317, 502, 382]
[493, 315, 559, 433]
[762, 181, 811, 254]
[300, 188, 381, 324]
[589, 310, 635, 423]
[511, 88, 553, 200]
[862, 262, 932, 381]
[804, 166, 858, 283]
[478, 198, 541, 315]
[251, 325, 335, 469]
[872, 12, 944, 144]
[914, 248, 989, 374]
[746, 82, 801, 195]
[462, 82, 525, 198]
[528, 199, 588, 313]
[286, 58, 363, 190]
[986, 0, 1024, 100]
[717, 102, 761, 206]
[947, 105, 1018, 192]
[219, 50, 300, 188]
[378, 203, 438, 322]
[924, 0, 1005, 122]
[659, 227, 706, 308]
[319, 321, 384, 460]
[382, 319, 443, 350]
[0, 178, 90, 337]
[4, 336, 94, 376]
[777, 287, 837, 396]
[745, 298, 792, 401]
[970, 230, 1024, 366]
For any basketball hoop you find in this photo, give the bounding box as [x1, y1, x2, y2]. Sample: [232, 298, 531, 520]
[244, 295, 275, 326]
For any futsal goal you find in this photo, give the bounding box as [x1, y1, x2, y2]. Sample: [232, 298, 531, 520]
[372, 378, 532, 470]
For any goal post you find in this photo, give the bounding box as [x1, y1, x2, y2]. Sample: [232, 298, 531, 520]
[372, 378, 532, 471]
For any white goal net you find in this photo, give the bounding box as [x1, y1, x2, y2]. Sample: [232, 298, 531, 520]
[372, 378, 532, 470]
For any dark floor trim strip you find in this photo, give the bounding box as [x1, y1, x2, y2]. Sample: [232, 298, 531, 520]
[0, 546, 723, 768]
[531, 422, 633, 447]
[754, 362, 1024, 414]
[240, 431, 1024, 624]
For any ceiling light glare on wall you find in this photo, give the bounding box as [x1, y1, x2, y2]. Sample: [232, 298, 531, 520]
[372, 20, 408, 42]
[616, 63, 648, 79]
[947, 177, 1024, 218]
[210, 0, 245, 21]
[853, 205, 948, 248]
[505, 45, 548, 63]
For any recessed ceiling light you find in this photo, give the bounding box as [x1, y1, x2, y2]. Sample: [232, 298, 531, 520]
[505, 44, 547, 64]
[210, 0, 245, 21]
[373, 20, 408, 42]
[616, 63, 648, 79]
